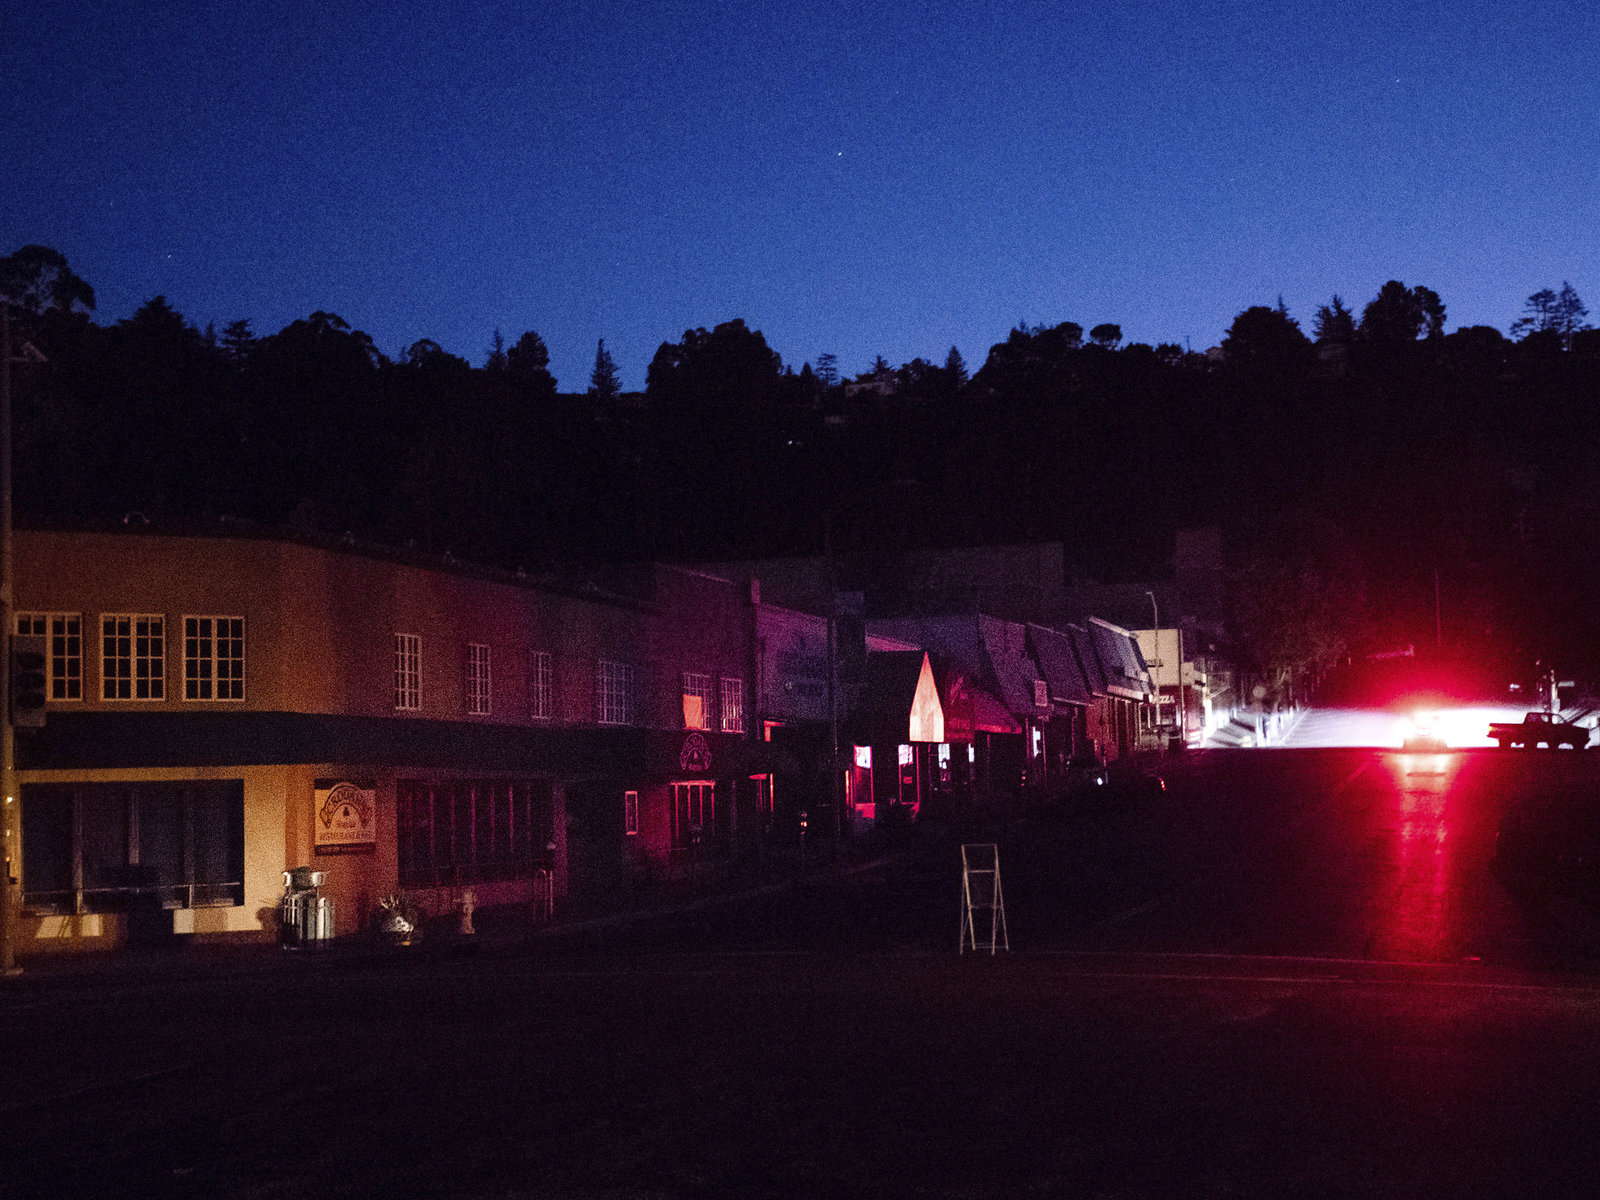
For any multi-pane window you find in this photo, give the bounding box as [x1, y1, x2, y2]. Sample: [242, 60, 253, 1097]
[102, 614, 164, 701]
[396, 779, 552, 888]
[720, 676, 744, 734]
[682, 671, 713, 729]
[16, 612, 81, 701]
[671, 781, 715, 848]
[466, 643, 492, 715]
[184, 616, 245, 701]
[597, 659, 636, 726]
[395, 634, 421, 711]
[529, 651, 553, 720]
[624, 790, 639, 836]
[22, 780, 245, 913]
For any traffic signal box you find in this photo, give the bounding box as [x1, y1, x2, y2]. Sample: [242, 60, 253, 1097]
[10, 635, 46, 728]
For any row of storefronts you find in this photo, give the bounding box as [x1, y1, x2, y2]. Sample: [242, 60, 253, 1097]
[11, 526, 1155, 953]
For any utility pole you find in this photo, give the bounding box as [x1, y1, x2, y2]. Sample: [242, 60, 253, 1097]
[1, 306, 19, 973]
[825, 515, 841, 848]
[0, 306, 43, 974]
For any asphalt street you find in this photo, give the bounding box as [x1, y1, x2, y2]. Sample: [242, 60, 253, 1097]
[8, 744, 1600, 1198]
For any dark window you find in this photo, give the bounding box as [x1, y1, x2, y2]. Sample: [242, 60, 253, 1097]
[22, 781, 244, 913]
[396, 779, 553, 888]
[670, 781, 715, 848]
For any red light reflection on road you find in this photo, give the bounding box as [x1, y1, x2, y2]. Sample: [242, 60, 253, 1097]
[1369, 752, 1461, 961]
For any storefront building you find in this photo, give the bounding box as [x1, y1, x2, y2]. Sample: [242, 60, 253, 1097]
[12, 528, 764, 953]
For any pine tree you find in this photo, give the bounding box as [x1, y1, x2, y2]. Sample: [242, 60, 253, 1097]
[1313, 296, 1355, 344]
[1512, 283, 1590, 349]
[589, 338, 621, 401]
[944, 346, 967, 387]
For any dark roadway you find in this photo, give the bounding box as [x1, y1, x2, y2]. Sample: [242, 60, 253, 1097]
[9, 745, 1600, 1199]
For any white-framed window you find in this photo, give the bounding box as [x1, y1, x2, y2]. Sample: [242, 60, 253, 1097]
[395, 634, 421, 711]
[529, 650, 553, 720]
[183, 616, 245, 701]
[597, 659, 637, 725]
[16, 612, 82, 701]
[466, 643, 492, 715]
[719, 676, 744, 734]
[682, 671, 712, 730]
[671, 781, 714, 848]
[102, 614, 164, 701]
[624, 789, 639, 836]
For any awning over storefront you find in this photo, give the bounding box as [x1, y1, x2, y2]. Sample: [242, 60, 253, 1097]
[971, 687, 1023, 734]
[15, 711, 787, 780]
[1088, 617, 1153, 702]
[1028, 623, 1092, 707]
[975, 615, 1048, 720]
[869, 614, 1047, 728]
[857, 651, 946, 744]
[1068, 624, 1106, 694]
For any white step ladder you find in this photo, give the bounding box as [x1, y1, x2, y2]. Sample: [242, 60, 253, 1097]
[959, 843, 1009, 955]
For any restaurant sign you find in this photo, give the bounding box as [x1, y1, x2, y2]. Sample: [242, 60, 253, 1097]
[314, 778, 377, 853]
[680, 732, 713, 773]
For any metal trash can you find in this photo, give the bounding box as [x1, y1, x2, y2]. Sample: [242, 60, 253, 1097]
[280, 869, 333, 948]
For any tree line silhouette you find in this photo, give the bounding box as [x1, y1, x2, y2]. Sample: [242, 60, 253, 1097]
[4, 243, 1598, 680]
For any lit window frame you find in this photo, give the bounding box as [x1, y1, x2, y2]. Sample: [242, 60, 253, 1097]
[101, 613, 165, 702]
[529, 650, 553, 721]
[682, 671, 713, 730]
[719, 676, 744, 734]
[466, 643, 492, 716]
[395, 633, 422, 711]
[597, 659, 636, 726]
[16, 612, 82, 702]
[183, 615, 245, 702]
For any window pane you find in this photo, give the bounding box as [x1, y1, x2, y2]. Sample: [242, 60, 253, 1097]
[50, 615, 81, 700]
[473, 783, 495, 875]
[80, 787, 131, 894]
[20, 785, 73, 905]
[191, 782, 245, 902]
[137, 785, 185, 893]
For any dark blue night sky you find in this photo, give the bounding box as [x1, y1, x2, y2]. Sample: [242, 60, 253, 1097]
[6, 0, 1596, 388]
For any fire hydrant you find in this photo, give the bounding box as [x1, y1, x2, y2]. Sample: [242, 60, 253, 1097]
[459, 889, 476, 936]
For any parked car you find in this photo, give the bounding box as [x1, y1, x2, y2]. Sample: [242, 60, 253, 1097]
[1488, 711, 1591, 750]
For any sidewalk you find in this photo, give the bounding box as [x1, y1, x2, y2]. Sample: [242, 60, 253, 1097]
[3, 844, 892, 987]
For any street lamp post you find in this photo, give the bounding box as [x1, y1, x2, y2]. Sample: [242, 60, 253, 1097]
[1145, 590, 1159, 749]
[1, 307, 18, 973]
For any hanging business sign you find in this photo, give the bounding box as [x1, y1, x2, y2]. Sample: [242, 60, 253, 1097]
[314, 779, 377, 853]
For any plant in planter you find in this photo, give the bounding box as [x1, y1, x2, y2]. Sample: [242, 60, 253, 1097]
[376, 892, 422, 944]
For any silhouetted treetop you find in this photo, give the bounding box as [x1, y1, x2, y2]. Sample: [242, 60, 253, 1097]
[1512, 283, 1590, 349]
[1359, 280, 1445, 343]
[0, 244, 95, 314]
[1313, 295, 1355, 345]
[1220, 305, 1311, 367]
[589, 338, 621, 401]
[1089, 323, 1122, 349]
[646, 319, 782, 408]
